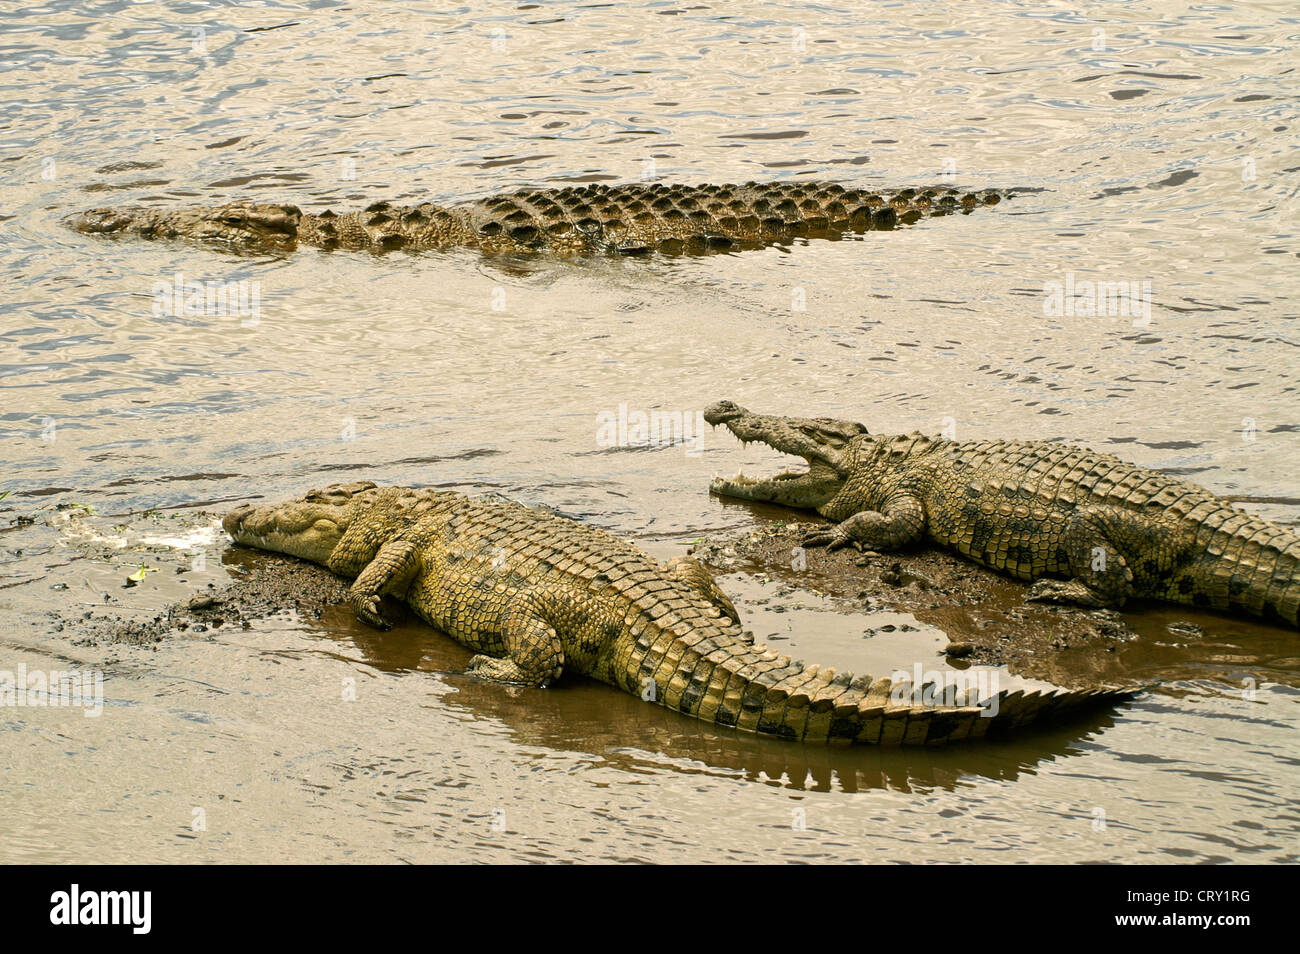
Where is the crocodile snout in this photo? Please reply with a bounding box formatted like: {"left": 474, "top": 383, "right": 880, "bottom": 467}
{"left": 704, "top": 400, "right": 747, "bottom": 426}
{"left": 222, "top": 504, "right": 254, "bottom": 536}
{"left": 65, "top": 209, "right": 130, "bottom": 234}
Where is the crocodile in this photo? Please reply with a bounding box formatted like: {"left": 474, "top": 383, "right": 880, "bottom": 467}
{"left": 704, "top": 401, "right": 1300, "bottom": 627}
{"left": 66, "top": 181, "right": 1004, "bottom": 256}
{"left": 221, "top": 481, "right": 1137, "bottom": 745}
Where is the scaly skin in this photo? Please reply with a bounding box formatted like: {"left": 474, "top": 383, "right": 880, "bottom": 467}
{"left": 67, "top": 181, "right": 1005, "bottom": 256}
{"left": 705, "top": 401, "right": 1300, "bottom": 627}
{"left": 221, "top": 481, "right": 1137, "bottom": 745}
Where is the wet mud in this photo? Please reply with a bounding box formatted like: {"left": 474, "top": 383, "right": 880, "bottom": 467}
{"left": 692, "top": 516, "right": 1300, "bottom": 691}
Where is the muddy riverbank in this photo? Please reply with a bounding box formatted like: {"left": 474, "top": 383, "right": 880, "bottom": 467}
{"left": 693, "top": 519, "right": 1300, "bottom": 692}
{"left": 35, "top": 502, "right": 1297, "bottom": 702}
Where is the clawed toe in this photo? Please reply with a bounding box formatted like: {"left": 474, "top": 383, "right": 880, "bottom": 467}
{"left": 464, "top": 655, "right": 543, "bottom": 687}
{"left": 802, "top": 529, "right": 840, "bottom": 550}
{"left": 1026, "top": 580, "right": 1064, "bottom": 603}
{"left": 1025, "top": 579, "right": 1110, "bottom": 608}
{"left": 803, "top": 528, "right": 856, "bottom": 552}
{"left": 354, "top": 596, "right": 393, "bottom": 630}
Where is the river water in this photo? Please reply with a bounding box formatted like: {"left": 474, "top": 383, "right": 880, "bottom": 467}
{"left": 2, "top": 0, "right": 1297, "bottom": 862}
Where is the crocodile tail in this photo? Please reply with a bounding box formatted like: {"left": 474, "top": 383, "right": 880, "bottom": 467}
{"left": 825, "top": 678, "right": 1142, "bottom": 746}
{"left": 634, "top": 629, "right": 1140, "bottom": 745}
{"left": 1166, "top": 517, "right": 1300, "bottom": 627}
{"left": 65, "top": 203, "right": 302, "bottom": 250}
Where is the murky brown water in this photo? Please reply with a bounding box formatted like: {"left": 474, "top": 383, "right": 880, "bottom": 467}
{"left": 2, "top": 1, "right": 1297, "bottom": 862}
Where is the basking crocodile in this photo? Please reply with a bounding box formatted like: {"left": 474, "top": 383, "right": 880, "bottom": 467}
{"left": 222, "top": 481, "right": 1136, "bottom": 745}
{"left": 66, "top": 181, "right": 1004, "bottom": 255}
{"left": 705, "top": 401, "right": 1300, "bottom": 627}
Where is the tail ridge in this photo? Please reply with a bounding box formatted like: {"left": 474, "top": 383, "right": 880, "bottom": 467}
{"left": 669, "top": 634, "right": 1143, "bottom": 746}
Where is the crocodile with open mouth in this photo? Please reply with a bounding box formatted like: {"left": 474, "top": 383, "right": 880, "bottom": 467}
{"left": 67, "top": 181, "right": 1004, "bottom": 255}
{"left": 705, "top": 401, "right": 1300, "bottom": 627}
{"left": 221, "top": 481, "right": 1137, "bottom": 745}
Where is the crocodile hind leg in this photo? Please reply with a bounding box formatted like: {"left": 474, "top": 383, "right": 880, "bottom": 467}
{"left": 664, "top": 555, "right": 740, "bottom": 624}
{"left": 801, "top": 494, "right": 926, "bottom": 552}
{"left": 466, "top": 603, "right": 564, "bottom": 687}
{"left": 1026, "top": 506, "right": 1141, "bottom": 608}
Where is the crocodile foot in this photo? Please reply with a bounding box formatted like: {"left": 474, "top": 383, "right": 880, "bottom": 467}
{"left": 1025, "top": 579, "right": 1110, "bottom": 608}
{"left": 466, "top": 654, "right": 550, "bottom": 687}
{"left": 801, "top": 525, "right": 862, "bottom": 552}
{"left": 351, "top": 593, "right": 393, "bottom": 630}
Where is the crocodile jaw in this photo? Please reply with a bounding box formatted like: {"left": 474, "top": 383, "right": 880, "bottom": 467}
{"left": 222, "top": 499, "right": 350, "bottom": 565}
{"left": 704, "top": 400, "right": 865, "bottom": 510}
{"left": 710, "top": 465, "right": 845, "bottom": 509}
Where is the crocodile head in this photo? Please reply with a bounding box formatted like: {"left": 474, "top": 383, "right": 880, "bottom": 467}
{"left": 222, "top": 481, "right": 462, "bottom": 571}
{"left": 705, "top": 400, "right": 867, "bottom": 511}
{"left": 221, "top": 481, "right": 380, "bottom": 565}
{"left": 66, "top": 203, "right": 302, "bottom": 250}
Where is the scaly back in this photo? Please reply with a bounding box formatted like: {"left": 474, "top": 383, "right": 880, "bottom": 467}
{"left": 935, "top": 437, "right": 1226, "bottom": 517}
{"left": 456, "top": 181, "right": 1003, "bottom": 253}
{"left": 441, "top": 497, "right": 741, "bottom": 633}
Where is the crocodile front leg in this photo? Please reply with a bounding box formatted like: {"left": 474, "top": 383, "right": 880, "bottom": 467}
{"left": 802, "top": 494, "right": 926, "bottom": 552}
{"left": 343, "top": 538, "right": 420, "bottom": 629}
{"left": 466, "top": 600, "right": 564, "bottom": 687}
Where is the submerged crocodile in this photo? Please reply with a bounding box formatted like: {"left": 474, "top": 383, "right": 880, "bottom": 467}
{"left": 67, "top": 181, "right": 1004, "bottom": 256}
{"left": 705, "top": 401, "right": 1300, "bottom": 627}
{"left": 222, "top": 481, "right": 1136, "bottom": 745}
